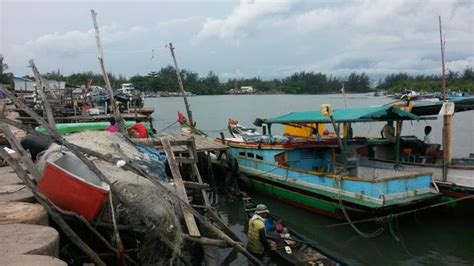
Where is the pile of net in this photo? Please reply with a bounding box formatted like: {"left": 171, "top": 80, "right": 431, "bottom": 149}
{"left": 37, "top": 131, "right": 184, "bottom": 265}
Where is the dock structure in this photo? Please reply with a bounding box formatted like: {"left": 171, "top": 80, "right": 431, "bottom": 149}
{"left": 0, "top": 86, "right": 260, "bottom": 265}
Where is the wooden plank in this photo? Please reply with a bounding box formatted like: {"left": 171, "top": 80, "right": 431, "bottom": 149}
{"left": 183, "top": 181, "right": 209, "bottom": 190}
{"left": 175, "top": 157, "right": 195, "bottom": 164}
{"left": 160, "top": 137, "right": 201, "bottom": 237}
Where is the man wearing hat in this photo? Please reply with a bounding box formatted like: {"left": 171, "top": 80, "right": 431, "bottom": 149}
{"left": 247, "top": 204, "right": 275, "bottom": 257}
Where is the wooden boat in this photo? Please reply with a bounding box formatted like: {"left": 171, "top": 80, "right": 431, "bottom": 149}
{"left": 38, "top": 152, "right": 110, "bottom": 221}
{"left": 221, "top": 106, "right": 440, "bottom": 218}
{"left": 243, "top": 196, "right": 344, "bottom": 265}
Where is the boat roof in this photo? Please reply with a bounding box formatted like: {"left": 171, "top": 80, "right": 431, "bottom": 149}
{"left": 265, "top": 106, "right": 432, "bottom": 124}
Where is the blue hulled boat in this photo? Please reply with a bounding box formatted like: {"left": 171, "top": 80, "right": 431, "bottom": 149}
{"left": 223, "top": 106, "right": 440, "bottom": 218}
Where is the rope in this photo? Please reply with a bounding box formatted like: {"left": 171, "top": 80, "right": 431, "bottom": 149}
{"left": 156, "top": 121, "right": 178, "bottom": 134}
{"left": 335, "top": 174, "right": 385, "bottom": 238}
{"left": 323, "top": 194, "right": 474, "bottom": 229}
{"left": 200, "top": 128, "right": 228, "bottom": 133}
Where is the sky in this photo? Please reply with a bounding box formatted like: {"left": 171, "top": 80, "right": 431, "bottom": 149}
{"left": 1, "top": 0, "right": 473, "bottom": 81}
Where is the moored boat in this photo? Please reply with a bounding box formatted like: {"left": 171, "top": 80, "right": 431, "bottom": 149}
{"left": 221, "top": 105, "right": 440, "bottom": 219}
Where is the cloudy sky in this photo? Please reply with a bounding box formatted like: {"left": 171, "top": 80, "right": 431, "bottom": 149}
{"left": 1, "top": 0, "right": 473, "bottom": 80}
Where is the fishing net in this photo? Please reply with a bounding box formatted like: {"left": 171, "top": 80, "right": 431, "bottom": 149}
{"left": 36, "top": 131, "right": 185, "bottom": 265}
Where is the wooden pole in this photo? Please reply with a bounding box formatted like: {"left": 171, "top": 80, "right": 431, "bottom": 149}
{"left": 28, "top": 60, "right": 58, "bottom": 100}
{"left": 29, "top": 60, "right": 56, "bottom": 128}
{"left": 90, "top": 10, "right": 126, "bottom": 133}
{"left": 395, "top": 120, "right": 402, "bottom": 166}
{"left": 439, "top": 16, "right": 451, "bottom": 180}
{"left": 341, "top": 83, "right": 347, "bottom": 108}
{"left": 167, "top": 43, "right": 194, "bottom": 128}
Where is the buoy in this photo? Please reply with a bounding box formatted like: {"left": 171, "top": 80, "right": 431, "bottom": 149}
{"left": 0, "top": 223, "right": 59, "bottom": 257}
{"left": 0, "top": 202, "right": 48, "bottom": 225}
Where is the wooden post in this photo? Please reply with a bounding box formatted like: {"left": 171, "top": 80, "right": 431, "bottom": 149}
{"left": 29, "top": 60, "right": 56, "bottom": 128}
{"left": 395, "top": 120, "right": 402, "bottom": 166}
{"left": 90, "top": 10, "right": 126, "bottom": 134}
{"left": 28, "top": 60, "right": 58, "bottom": 100}
{"left": 167, "top": 43, "right": 194, "bottom": 128}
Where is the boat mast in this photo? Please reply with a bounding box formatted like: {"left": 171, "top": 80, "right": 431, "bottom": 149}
{"left": 439, "top": 16, "right": 451, "bottom": 181}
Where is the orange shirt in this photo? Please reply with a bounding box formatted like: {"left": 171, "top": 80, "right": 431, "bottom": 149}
{"left": 130, "top": 122, "right": 148, "bottom": 138}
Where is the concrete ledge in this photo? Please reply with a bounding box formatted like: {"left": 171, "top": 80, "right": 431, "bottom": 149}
{"left": 0, "top": 184, "right": 35, "bottom": 203}
{"left": 0, "top": 223, "right": 59, "bottom": 257}
{"left": 0, "top": 202, "right": 48, "bottom": 225}
{"left": 0, "top": 254, "right": 67, "bottom": 266}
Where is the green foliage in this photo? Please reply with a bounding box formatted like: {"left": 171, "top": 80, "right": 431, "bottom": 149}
{"left": 378, "top": 67, "right": 474, "bottom": 93}
{"left": 0, "top": 55, "right": 13, "bottom": 86}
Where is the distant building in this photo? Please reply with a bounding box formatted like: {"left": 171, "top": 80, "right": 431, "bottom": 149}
{"left": 228, "top": 85, "right": 255, "bottom": 94}
{"left": 13, "top": 76, "right": 66, "bottom": 94}
{"left": 12, "top": 76, "right": 35, "bottom": 92}
{"left": 240, "top": 86, "right": 254, "bottom": 93}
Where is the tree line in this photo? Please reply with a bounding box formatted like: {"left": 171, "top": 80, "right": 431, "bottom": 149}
{"left": 2, "top": 55, "right": 472, "bottom": 95}
{"left": 129, "top": 66, "right": 370, "bottom": 95}
{"left": 377, "top": 67, "right": 474, "bottom": 93}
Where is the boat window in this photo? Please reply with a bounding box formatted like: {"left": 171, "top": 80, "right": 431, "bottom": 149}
{"left": 239, "top": 152, "right": 245, "bottom": 156}
{"left": 256, "top": 154, "right": 264, "bottom": 160}
{"left": 247, "top": 152, "right": 254, "bottom": 158}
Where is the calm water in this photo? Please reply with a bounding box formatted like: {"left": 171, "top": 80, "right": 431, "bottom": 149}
{"left": 146, "top": 94, "right": 474, "bottom": 265}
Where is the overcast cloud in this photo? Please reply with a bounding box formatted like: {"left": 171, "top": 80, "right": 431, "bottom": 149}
{"left": 1, "top": 0, "right": 473, "bottom": 80}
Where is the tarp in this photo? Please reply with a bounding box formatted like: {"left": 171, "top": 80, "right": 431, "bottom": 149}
{"left": 265, "top": 106, "right": 424, "bottom": 124}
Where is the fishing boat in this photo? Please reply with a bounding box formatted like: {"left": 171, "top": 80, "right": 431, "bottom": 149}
{"left": 38, "top": 152, "right": 110, "bottom": 221}
{"left": 221, "top": 105, "right": 440, "bottom": 218}
{"left": 243, "top": 196, "right": 344, "bottom": 265}
{"left": 364, "top": 98, "right": 474, "bottom": 198}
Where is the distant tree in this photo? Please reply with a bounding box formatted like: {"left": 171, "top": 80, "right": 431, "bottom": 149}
{"left": 0, "top": 55, "right": 13, "bottom": 86}
{"left": 345, "top": 72, "right": 370, "bottom": 92}
{"left": 462, "top": 67, "right": 474, "bottom": 81}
